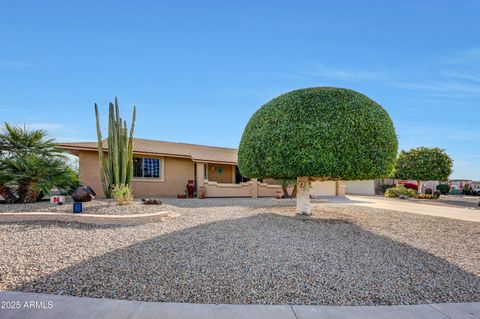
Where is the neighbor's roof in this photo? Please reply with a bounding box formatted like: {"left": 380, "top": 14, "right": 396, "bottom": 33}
{"left": 57, "top": 138, "right": 238, "bottom": 164}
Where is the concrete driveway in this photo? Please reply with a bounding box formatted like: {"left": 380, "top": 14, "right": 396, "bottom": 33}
{"left": 339, "top": 195, "right": 480, "bottom": 223}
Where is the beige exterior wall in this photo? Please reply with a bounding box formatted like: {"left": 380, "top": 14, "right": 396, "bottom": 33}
{"left": 203, "top": 179, "right": 282, "bottom": 198}
{"left": 345, "top": 180, "right": 376, "bottom": 196}
{"left": 204, "top": 180, "right": 253, "bottom": 197}
{"left": 310, "top": 181, "right": 337, "bottom": 196}
{"left": 78, "top": 151, "right": 194, "bottom": 197}
{"left": 78, "top": 151, "right": 104, "bottom": 196}
{"left": 206, "top": 163, "right": 234, "bottom": 183}
{"left": 264, "top": 178, "right": 345, "bottom": 196}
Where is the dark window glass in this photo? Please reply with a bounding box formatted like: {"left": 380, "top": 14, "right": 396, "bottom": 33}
{"left": 133, "top": 158, "right": 161, "bottom": 178}
{"left": 133, "top": 158, "right": 143, "bottom": 177}
{"left": 143, "top": 158, "right": 160, "bottom": 178}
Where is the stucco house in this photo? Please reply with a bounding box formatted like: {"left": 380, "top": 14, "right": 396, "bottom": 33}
{"left": 58, "top": 138, "right": 353, "bottom": 198}
{"left": 58, "top": 138, "right": 280, "bottom": 198}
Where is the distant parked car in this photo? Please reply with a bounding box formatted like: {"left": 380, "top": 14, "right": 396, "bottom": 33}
{"left": 474, "top": 188, "right": 480, "bottom": 195}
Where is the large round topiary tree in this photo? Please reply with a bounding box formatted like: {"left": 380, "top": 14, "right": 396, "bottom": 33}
{"left": 394, "top": 147, "right": 453, "bottom": 193}
{"left": 238, "top": 87, "right": 398, "bottom": 215}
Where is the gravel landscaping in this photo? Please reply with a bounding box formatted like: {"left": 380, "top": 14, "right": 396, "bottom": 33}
{"left": 1, "top": 199, "right": 479, "bottom": 305}
{"left": 0, "top": 199, "right": 168, "bottom": 215}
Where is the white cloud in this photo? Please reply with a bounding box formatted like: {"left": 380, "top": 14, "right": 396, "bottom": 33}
{"left": 0, "top": 60, "right": 34, "bottom": 68}
{"left": 464, "top": 48, "right": 480, "bottom": 60}
{"left": 390, "top": 80, "right": 480, "bottom": 95}
{"left": 441, "top": 70, "right": 480, "bottom": 83}
{"left": 305, "top": 64, "right": 382, "bottom": 81}
{"left": 24, "top": 123, "right": 67, "bottom": 131}
{"left": 397, "top": 125, "right": 479, "bottom": 143}
{"left": 9, "top": 123, "right": 80, "bottom": 136}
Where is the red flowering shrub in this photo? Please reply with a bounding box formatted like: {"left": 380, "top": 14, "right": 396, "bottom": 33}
{"left": 399, "top": 181, "right": 418, "bottom": 191}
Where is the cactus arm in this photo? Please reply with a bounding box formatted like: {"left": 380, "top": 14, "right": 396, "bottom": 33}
{"left": 95, "top": 103, "right": 111, "bottom": 197}
{"left": 119, "top": 120, "right": 127, "bottom": 184}
{"left": 126, "top": 106, "right": 136, "bottom": 185}
{"left": 110, "top": 102, "right": 120, "bottom": 185}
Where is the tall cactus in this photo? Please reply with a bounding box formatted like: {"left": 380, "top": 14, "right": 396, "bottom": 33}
{"left": 95, "top": 97, "right": 136, "bottom": 197}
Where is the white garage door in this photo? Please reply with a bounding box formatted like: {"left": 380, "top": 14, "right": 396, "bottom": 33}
{"left": 345, "top": 180, "right": 375, "bottom": 195}
{"left": 310, "top": 181, "right": 337, "bottom": 196}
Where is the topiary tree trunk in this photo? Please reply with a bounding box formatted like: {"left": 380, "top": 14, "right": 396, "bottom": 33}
{"left": 296, "top": 176, "right": 311, "bottom": 215}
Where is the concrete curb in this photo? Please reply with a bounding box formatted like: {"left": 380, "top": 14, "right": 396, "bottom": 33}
{"left": 1, "top": 291, "right": 478, "bottom": 319}
{"left": 0, "top": 211, "right": 180, "bottom": 225}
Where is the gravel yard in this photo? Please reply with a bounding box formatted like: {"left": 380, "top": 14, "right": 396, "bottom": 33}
{"left": 1, "top": 199, "right": 479, "bottom": 305}
{"left": 0, "top": 199, "right": 168, "bottom": 215}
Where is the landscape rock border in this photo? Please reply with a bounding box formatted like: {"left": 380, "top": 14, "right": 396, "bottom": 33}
{"left": 0, "top": 211, "right": 179, "bottom": 225}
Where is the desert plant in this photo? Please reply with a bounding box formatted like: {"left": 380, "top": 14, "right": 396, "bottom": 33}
{"left": 111, "top": 184, "right": 133, "bottom": 205}
{"left": 384, "top": 185, "right": 417, "bottom": 198}
{"left": 0, "top": 123, "right": 62, "bottom": 157}
{"left": 415, "top": 193, "right": 439, "bottom": 200}
{"left": 95, "top": 98, "right": 136, "bottom": 198}
{"left": 238, "top": 87, "right": 398, "bottom": 214}
{"left": 376, "top": 184, "right": 395, "bottom": 194}
{"left": 2, "top": 154, "right": 79, "bottom": 202}
{"left": 436, "top": 184, "right": 450, "bottom": 195}
{"left": 393, "top": 147, "right": 453, "bottom": 193}
{"left": 0, "top": 124, "right": 79, "bottom": 203}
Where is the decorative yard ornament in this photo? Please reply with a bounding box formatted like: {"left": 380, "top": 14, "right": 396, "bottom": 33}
{"left": 238, "top": 87, "right": 398, "bottom": 215}
{"left": 71, "top": 186, "right": 96, "bottom": 202}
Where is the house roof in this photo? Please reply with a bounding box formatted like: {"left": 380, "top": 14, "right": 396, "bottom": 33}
{"left": 57, "top": 138, "right": 238, "bottom": 164}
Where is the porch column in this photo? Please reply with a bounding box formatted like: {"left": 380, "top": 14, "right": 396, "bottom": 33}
{"left": 231, "top": 165, "right": 236, "bottom": 183}
{"left": 251, "top": 178, "right": 258, "bottom": 198}
{"left": 336, "top": 180, "right": 346, "bottom": 196}
{"left": 196, "top": 162, "right": 205, "bottom": 197}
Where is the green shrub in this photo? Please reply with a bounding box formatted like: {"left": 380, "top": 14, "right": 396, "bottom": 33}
{"left": 377, "top": 184, "right": 395, "bottom": 194}
{"left": 111, "top": 184, "right": 133, "bottom": 206}
{"left": 394, "top": 147, "right": 453, "bottom": 182}
{"left": 0, "top": 123, "right": 79, "bottom": 203}
{"left": 238, "top": 87, "right": 398, "bottom": 180}
{"left": 436, "top": 184, "right": 450, "bottom": 195}
{"left": 462, "top": 186, "right": 475, "bottom": 196}
{"left": 384, "top": 185, "right": 416, "bottom": 198}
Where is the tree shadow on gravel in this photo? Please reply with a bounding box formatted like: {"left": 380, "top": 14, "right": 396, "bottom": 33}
{"left": 13, "top": 213, "right": 480, "bottom": 306}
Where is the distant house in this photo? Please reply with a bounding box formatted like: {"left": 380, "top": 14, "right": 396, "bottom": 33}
{"left": 449, "top": 179, "right": 472, "bottom": 191}
{"left": 471, "top": 181, "right": 480, "bottom": 189}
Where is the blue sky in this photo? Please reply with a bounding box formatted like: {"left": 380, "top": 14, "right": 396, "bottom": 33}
{"left": 1, "top": 1, "right": 479, "bottom": 179}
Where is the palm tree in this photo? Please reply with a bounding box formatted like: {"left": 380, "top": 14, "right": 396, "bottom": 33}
{"left": 0, "top": 123, "right": 78, "bottom": 203}
{"left": 0, "top": 123, "right": 62, "bottom": 155}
